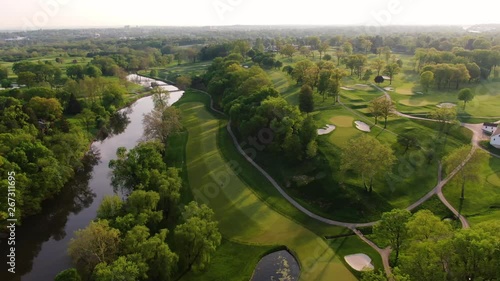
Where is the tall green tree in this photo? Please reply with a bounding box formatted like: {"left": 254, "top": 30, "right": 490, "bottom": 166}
{"left": 299, "top": 84, "right": 314, "bottom": 113}
{"left": 341, "top": 135, "right": 396, "bottom": 192}
{"left": 405, "top": 210, "right": 453, "bottom": 242}
{"left": 420, "top": 71, "right": 434, "bottom": 94}
{"left": 318, "top": 41, "right": 329, "bottom": 60}
{"left": 280, "top": 44, "right": 297, "bottom": 60}
{"left": 142, "top": 106, "right": 182, "bottom": 145}
{"left": 93, "top": 256, "right": 141, "bottom": 281}
{"left": 372, "top": 58, "right": 385, "bottom": 76}
{"left": 68, "top": 220, "right": 121, "bottom": 276}
{"left": 174, "top": 202, "right": 221, "bottom": 274}
{"left": 429, "top": 107, "right": 457, "bottom": 135}
{"left": 368, "top": 96, "right": 395, "bottom": 128}
{"left": 122, "top": 226, "right": 178, "bottom": 281}
{"left": 384, "top": 63, "right": 400, "bottom": 85}
{"left": 0, "top": 67, "right": 8, "bottom": 80}
{"left": 54, "top": 268, "right": 81, "bottom": 281}
{"left": 457, "top": 88, "right": 474, "bottom": 109}
{"left": 397, "top": 132, "right": 420, "bottom": 155}
{"left": 443, "top": 146, "right": 489, "bottom": 200}
{"left": 374, "top": 209, "right": 412, "bottom": 265}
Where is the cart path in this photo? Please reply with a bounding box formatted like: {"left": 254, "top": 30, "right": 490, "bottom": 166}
{"left": 193, "top": 88, "right": 483, "bottom": 280}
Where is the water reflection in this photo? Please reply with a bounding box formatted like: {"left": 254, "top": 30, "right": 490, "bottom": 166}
{"left": 0, "top": 148, "right": 99, "bottom": 281}
{"left": 251, "top": 250, "right": 300, "bottom": 281}
{"left": 96, "top": 110, "right": 132, "bottom": 141}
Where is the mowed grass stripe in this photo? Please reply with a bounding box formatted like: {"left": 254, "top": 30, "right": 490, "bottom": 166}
{"left": 179, "top": 100, "right": 357, "bottom": 281}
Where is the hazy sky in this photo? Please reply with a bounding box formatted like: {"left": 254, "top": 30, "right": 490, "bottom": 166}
{"left": 1, "top": 0, "right": 498, "bottom": 30}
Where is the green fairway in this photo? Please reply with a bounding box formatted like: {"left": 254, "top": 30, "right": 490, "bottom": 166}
{"left": 177, "top": 92, "right": 357, "bottom": 281}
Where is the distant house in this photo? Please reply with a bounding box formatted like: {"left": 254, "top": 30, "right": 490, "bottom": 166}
{"left": 490, "top": 127, "right": 500, "bottom": 149}
{"left": 483, "top": 123, "right": 498, "bottom": 134}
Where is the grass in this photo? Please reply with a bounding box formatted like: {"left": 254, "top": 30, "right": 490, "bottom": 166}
{"left": 175, "top": 90, "right": 357, "bottom": 281}
{"left": 385, "top": 73, "right": 500, "bottom": 122}
{"left": 180, "top": 239, "right": 276, "bottom": 281}
{"left": 247, "top": 100, "right": 471, "bottom": 222}
{"left": 442, "top": 156, "right": 500, "bottom": 226}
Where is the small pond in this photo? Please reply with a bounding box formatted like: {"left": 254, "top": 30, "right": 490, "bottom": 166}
{"left": 251, "top": 250, "right": 300, "bottom": 281}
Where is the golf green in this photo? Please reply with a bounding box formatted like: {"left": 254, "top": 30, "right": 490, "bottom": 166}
{"left": 179, "top": 98, "right": 357, "bottom": 281}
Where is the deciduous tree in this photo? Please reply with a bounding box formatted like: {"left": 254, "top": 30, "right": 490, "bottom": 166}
{"left": 341, "top": 135, "right": 396, "bottom": 192}
{"left": 368, "top": 96, "right": 395, "bottom": 128}
{"left": 299, "top": 85, "right": 314, "bottom": 113}
{"left": 420, "top": 71, "right": 434, "bottom": 94}
{"left": 457, "top": 88, "right": 474, "bottom": 109}
{"left": 174, "top": 202, "right": 221, "bottom": 273}
{"left": 68, "top": 220, "right": 121, "bottom": 275}
{"left": 384, "top": 63, "right": 400, "bottom": 85}
{"left": 443, "top": 146, "right": 488, "bottom": 200}
{"left": 374, "top": 209, "right": 411, "bottom": 265}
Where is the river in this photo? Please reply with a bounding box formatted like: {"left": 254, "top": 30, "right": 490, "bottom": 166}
{"left": 0, "top": 75, "right": 183, "bottom": 281}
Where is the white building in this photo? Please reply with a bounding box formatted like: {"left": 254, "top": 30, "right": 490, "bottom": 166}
{"left": 491, "top": 127, "right": 500, "bottom": 149}
{"left": 483, "top": 122, "right": 498, "bottom": 134}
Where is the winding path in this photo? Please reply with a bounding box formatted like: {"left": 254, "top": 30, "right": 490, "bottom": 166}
{"left": 193, "top": 86, "right": 490, "bottom": 280}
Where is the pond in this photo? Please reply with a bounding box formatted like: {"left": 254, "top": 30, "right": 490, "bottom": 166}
{"left": 0, "top": 76, "right": 183, "bottom": 281}
{"left": 251, "top": 250, "right": 300, "bottom": 281}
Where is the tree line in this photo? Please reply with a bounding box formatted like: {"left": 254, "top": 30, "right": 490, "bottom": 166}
{"left": 204, "top": 55, "right": 318, "bottom": 162}
{"left": 54, "top": 87, "right": 222, "bottom": 281}
{"left": 362, "top": 208, "right": 500, "bottom": 281}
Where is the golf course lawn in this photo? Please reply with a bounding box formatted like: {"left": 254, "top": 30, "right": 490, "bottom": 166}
{"left": 178, "top": 93, "right": 357, "bottom": 281}
{"left": 443, "top": 156, "right": 500, "bottom": 225}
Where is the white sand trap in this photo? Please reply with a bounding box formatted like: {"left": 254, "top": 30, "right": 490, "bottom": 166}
{"left": 317, "top": 124, "right": 336, "bottom": 135}
{"left": 414, "top": 91, "right": 424, "bottom": 95}
{"left": 436, "top": 103, "right": 456, "bottom": 108}
{"left": 341, "top": 86, "right": 354, "bottom": 91}
{"left": 384, "top": 87, "right": 394, "bottom": 91}
{"left": 344, "top": 254, "right": 374, "bottom": 271}
{"left": 355, "top": 121, "right": 371, "bottom": 132}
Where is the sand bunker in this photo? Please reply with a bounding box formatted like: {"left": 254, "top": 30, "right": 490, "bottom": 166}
{"left": 317, "top": 125, "right": 336, "bottom": 135}
{"left": 384, "top": 87, "right": 394, "bottom": 91}
{"left": 340, "top": 86, "right": 354, "bottom": 91}
{"left": 355, "top": 121, "right": 371, "bottom": 132}
{"left": 436, "top": 103, "right": 456, "bottom": 108}
{"left": 344, "top": 253, "right": 374, "bottom": 271}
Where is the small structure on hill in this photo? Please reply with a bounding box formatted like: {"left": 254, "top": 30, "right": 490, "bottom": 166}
{"left": 483, "top": 122, "right": 498, "bottom": 134}
{"left": 491, "top": 127, "right": 500, "bottom": 149}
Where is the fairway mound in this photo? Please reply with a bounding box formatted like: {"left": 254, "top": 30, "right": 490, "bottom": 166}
{"left": 355, "top": 121, "right": 371, "bottom": 132}
{"left": 318, "top": 124, "right": 336, "bottom": 135}
{"left": 344, "top": 254, "right": 374, "bottom": 271}
{"left": 341, "top": 86, "right": 354, "bottom": 91}
{"left": 436, "top": 103, "right": 456, "bottom": 108}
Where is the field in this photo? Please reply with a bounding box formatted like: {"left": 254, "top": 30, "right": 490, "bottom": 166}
{"left": 443, "top": 156, "right": 500, "bottom": 225}
{"left": 175, "top": 91, "right": 359, "bottom": 281}
{"left": 250, "top": 68, "right": 473, "bottom": 222}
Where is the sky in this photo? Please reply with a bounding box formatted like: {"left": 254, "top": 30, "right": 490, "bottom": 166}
{"left": 0, "top": 0, "right": 499, "bottom": 30}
